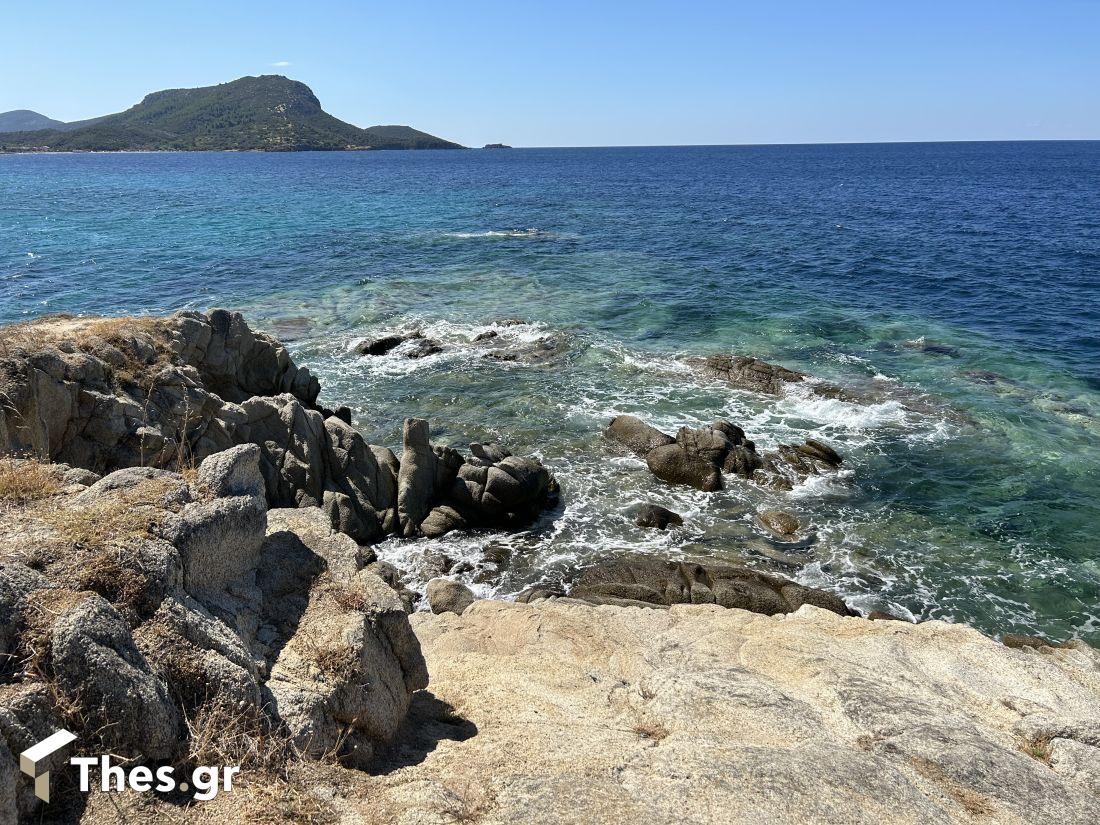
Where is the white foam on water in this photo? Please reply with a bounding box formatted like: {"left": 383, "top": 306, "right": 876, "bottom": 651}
{"left": 444, "top": 228, "right": 551, "bottom": 239}
{"left": 775, "top": 382, "right": 911, "bottom": 431}
{"left": 342, "top": 317, "right": 568, "bottom": 378}
{"left": 789, "top": 469, "right": 855, "bottom": 500}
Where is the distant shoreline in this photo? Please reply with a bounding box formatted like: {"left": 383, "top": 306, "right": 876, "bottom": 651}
{"left": 2, "top": 138, "right": 1097, "bottom": 156}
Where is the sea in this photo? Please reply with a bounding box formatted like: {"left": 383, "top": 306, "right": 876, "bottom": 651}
{"left": 2, "top": 142, "right": 1098, "bottom": 642}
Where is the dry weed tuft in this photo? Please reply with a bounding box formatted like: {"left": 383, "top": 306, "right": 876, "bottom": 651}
{"left": 0, "top": 458, "right": 64, "bottom": 504}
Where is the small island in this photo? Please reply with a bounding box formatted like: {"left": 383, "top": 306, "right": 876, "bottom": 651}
{"left": 483, "top": 142, "right": 512, "bottom": 149}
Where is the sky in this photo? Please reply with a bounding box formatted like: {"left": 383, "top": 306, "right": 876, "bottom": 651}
{"left": 2, "top": 0, "right": 1099, "bottom": 147}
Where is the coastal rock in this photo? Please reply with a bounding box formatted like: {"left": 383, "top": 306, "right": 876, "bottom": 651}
{"left": 426, "top": 578, "right": 477, "bottom": 615}
{"left": 485, "top": 335, "right": 567, "bottom": 364}
{"left": 604, "top": 414, "right": 676, "bottom": 457}
{"left": 50, "top": 594, "right": 182, "bottom": 760}
{"left": 694, "top": 354, "right": 807, "bottom": 395}
{"left": 404, "top": 338, "right": 443, "bottom": 359}
{"left": 569, "top": 557, "right": 855, "bottom": 617}
{"left": 634, "top": 503, "right": 684, "bottom": 530}
{"left": 0, "top": 451, "right": 428, "bottom": 817}
{"left": 265, "top": 566, "right": 428, "bottom": 768}
{"left": 758, "top": 509, "right": 801, "bottom": 536}
{"left": 0, "top": 311, "right": 557, "bottom": 543}
{"left": 354, "top": 334, "right": 407, "bottom": 356}
{"left": 0, "top": 563, "right": 46, "bottom": 666}
{"left": 692, "top": 353, "right": 863, "bottom": 402}
{"left": 357, "top": 599, "right": 1100, "bottom": 824}
{"left": 603, "top": 413, "right": 837, "bottom": 494}
{"left": 646, "top": 444, "right": 722, "bottom": 491}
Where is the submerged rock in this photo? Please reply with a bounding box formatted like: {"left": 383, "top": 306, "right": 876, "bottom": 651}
{"left": 691, "top": 353, "right": 864, "bottom": 402}
{"left": 694, "top": 354, "right": 807, "bottom": 395}
{"left": 904, "top": 338, "right": 960, "bottom": 357}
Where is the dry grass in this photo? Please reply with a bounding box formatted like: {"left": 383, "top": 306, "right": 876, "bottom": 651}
{"left": 0, "top": 457, "right": 64, "bottom": 504}
{"left": 179, "top": 703, "right": 340, "bottom": 823}
{"left": 186, "top": 701, "right": 300, "bottom": 775}
{"left": 438, "top": 781, "right": 497, "bottom": 824}
{"left": 42, "top": 475, "right": 183, "bottom": 551}
{"left": 1019, "top": 738, "right": 1053, "bottom": 765}
{"left": 84, "top": 315, "right": 162, "bottom": 343}
{"left": 317, "top": 576, "right": 369, "bottom": 613}
{"left": 909, "top": 756, "right": 996, "bottom": 816}
{"left": 0, "top": 314, "right": 172, "bottom": 389}
{"left": 632, "top": 720, "right": 670, "bottom": 743}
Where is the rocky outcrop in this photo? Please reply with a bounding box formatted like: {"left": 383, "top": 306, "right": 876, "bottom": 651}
{"left": 0, "top": 311, "right": 556, "bottom": 542}
{"left": 604, "top": 415, "right": 676, "bottom": 457}
{"left": 0, "top": 450, "right": 427, "bottom": 819}
{"left": 393, "top": 419, "right": 558, "bottom": 539}
{"left": 692, "top": 353, "right": 864, "bottom": 402}
{"left": 352, "top": 598, "right": 1100, "bottom": 824}
{"left": 567, "top": 556, "right": 855, "bottom": 616}
{"left": 606, "top": 415, "right": 842, "bottom": 492}
{"left": 693, "top": 354, "right": 807, "bottom": 395}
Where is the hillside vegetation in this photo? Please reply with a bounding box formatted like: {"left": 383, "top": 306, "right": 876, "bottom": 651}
{"left": 0, "top": 75, "right": 461, "bottom": 152}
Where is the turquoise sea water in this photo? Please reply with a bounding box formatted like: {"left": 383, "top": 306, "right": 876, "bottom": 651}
{"left": 2, "top": 143, "right": 1098, "bottom": 642}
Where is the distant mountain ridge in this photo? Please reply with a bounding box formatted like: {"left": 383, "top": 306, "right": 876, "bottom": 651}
{"left": 0, "top": 76, "right": 462, "bottom": 152}
{"left": 0, "top": 110, "right": 65, "bottom": 132}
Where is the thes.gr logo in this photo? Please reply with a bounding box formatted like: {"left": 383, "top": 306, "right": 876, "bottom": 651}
{"left": 19, "top": 729, "right": 77, "bottom": 803}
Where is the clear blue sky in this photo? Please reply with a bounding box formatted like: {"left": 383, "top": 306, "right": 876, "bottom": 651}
{"left": 3, "top": 0, "right": 1098, "bottom": 147}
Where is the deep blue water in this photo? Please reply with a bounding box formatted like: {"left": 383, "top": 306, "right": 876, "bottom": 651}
{"left": 2, "top": 142, "right": 1099, "bottom": 641}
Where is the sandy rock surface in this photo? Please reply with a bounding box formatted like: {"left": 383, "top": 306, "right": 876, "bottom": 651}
{"left": 352, "top": 598, "right": 1100, "bottom": 825}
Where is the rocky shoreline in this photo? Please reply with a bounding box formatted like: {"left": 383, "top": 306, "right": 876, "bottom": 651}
{"left": 2, "top": 310, "right": 1098, "bottom": 823}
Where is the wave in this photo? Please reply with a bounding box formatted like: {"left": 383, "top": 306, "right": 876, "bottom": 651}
{"left": 443, "top": 228, "right": 551, "bottom": 239}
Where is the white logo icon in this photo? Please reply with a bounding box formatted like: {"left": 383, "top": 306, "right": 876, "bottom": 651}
{"left": 20, "top": 729, "right": 78, "bottom": 803}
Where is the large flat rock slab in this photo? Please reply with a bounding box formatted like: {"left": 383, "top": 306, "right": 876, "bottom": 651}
{"left": 354, "top": 599, "right": 1100, "bottom": 824}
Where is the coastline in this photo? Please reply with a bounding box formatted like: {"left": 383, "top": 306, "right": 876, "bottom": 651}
{"left": 1, "top": 309, "right": 1098, "bottom": 822}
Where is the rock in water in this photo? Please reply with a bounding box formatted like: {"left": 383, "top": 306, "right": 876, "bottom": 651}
{"left": 608, "top": 411, "right": 842, "bottom": 494}
{"left": 646, "top": 443, "right": 722, "bottom": 491}
{"left": 757, "top": 509, "right": 801, "bottom": 536}
{"left": 694, "top": 354, "right": 807, "bottom": 395}
{"left": 634, "top": 503, "right": 684, "bottom": 529}
{"left": 355, "top": 334, "right": 406, "bottom": 356}
{"left": 426, "top": 578, "right": 477, "bottom": 615}
{"left": 604, "top": 414, "right": 676, "bottom": 457}
{"left": 404, "top": 338, "right": 443, "bottom": 359}
{"left": 799, "top": 438, "right": 843, "bottom": 466}
{"left": 568, "top": 556, "right": 854, "bottom": 616}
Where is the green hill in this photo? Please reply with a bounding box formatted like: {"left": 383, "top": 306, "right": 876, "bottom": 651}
{"left": 0, "top": 110, "right": 65, "bottom": 132}
{"left": 0, "top": 76, "right": 462, "bottom": 152}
